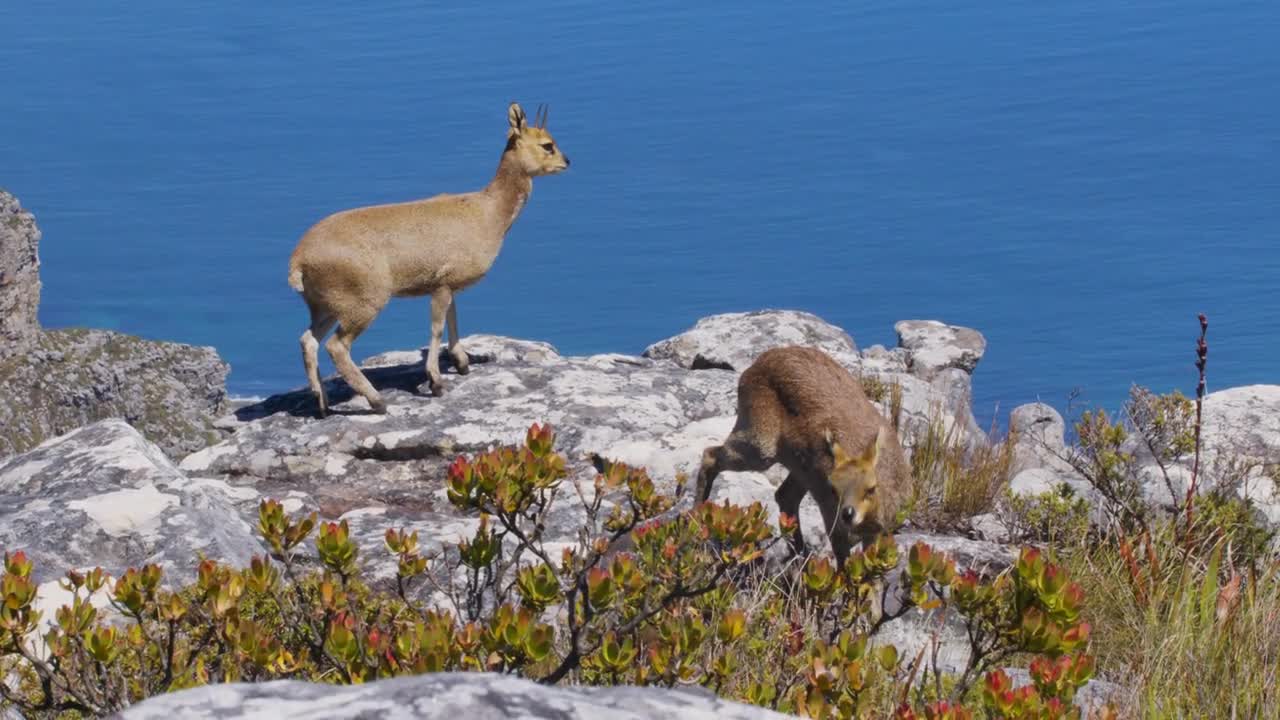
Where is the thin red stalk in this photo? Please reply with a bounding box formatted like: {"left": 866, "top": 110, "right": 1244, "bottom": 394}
{"left": 1185, "top": 313, "right": 1208, "bottom": 528}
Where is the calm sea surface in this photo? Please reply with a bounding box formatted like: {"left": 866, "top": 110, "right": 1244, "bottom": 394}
{"left": 3, "top": 1, "right": 1277, "bottom": 428}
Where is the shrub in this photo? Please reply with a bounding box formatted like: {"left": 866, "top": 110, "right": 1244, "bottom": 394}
{"left": 997, "top": 484, "right": 1092, "bottom": 546}
{"left": 0, "top": 423, "right": 1109, "bottom": 719}
{"left": 907, "top": 410, "right": 1017, "bottom": 530}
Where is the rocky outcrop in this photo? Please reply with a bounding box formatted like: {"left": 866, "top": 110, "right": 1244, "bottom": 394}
{"left": 0, "top": 190, "right": 230, "bottom": 460}
{"left": 1008, "top": 402, "right": 1070, "bottom": 474}
{"left": 0, "top": 190, "right": 41, "bottom": 355}
{"left": 170, "top": 312, "right": 996, "bottom": 582}
{"left": 1192, "top": 385, "right": 1280, "bottom": 524}
{"left": 643, "top": 309, "right": 860, "bottom": 371}
{"left": 642, "top": 310, "right": 988, "bottom": 450}
{"left": 0, "top": 327, "right": 230, "bottom": 460}
{"left": 114, "top": 672, "right": 796, "bottom": 720}
{"left": 894, "top": 320, "right": 987, "bottom": 381}
{"left": 0, "top": 309, "right": 1008, "bottom": 588}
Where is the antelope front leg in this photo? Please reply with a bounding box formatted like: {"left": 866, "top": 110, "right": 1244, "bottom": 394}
{"left": 424, "top": 288, "right": 451, "bottom": 396}
{"left": 446, "top": 299, "right": 470, "bottom": 375}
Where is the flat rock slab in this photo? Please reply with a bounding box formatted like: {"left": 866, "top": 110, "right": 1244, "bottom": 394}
{"left": 189, "top": 350, "right": 739, "bottom": 521}
{"left": 0, "top": 419, "right": 263, "bottom": 586}
{"left": 114, "top": 671, "right": 796, "bottom": 720}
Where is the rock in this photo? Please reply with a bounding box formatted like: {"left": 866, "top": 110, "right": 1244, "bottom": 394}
{"left": 115, "top": 671, "right": 794, "bottom": 720}
{"left": 1107, "top": 385, "right": 1280, "bottom": 527}
{"left": 0, "top": 328, "right": 231, "bottom": 460}
{"left": 1008, "top": 468, "right": 1090, "bottom": 500}
{"left": 643, "top": 309, "right": 859, "bottom": 371}
{"left": 1008, "top": 402, "right": 1071, "bottom": 474}
{"left": 362, "top": 335, "right": 562, "bottom": 370}
{"left": 857, "top": 344, "right": 910, "bottom": 375}
{"left": 879, "top": 371, "right": 986, "bottom": 455}
{"left": 874, "top": 607, "right": 973, "bottom": 676}
{"left": 181, "top": 315, "right": 996, "bottom": 586}
{"left": 894, "top": 320, "right": 987, "bottom": 380}
{"left": 0, "top": 420, "right": 263, "bottom": 586}
{"left": 643, "top": 311, "right": 988, "bottom": 452}
{"left": 0, "top": 192, "right": 231, "bottom": 461}
{"left": 968, "top": 512, "right": 1010, "bottom": 543}
{"left": 184, "top": 350, "right": 740, "bottom": 583}
{"left": 1198, "top": 385, "right": 1280, "bottom": 525}
{"left": 0, "top": 189, "right": 42, "bottom": 355}
{"left": 1001, "top": 668, "right": 1125, "bottom": 713}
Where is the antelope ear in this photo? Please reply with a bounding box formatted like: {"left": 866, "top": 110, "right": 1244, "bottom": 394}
{"left": 825, "top": 429, "right": 854, "bottom": 468}
{"left": 858, "top": 426, "right": 889, "bottom": 466}
{"left": 508, "top": 103, "right": 526, "bottom": 135}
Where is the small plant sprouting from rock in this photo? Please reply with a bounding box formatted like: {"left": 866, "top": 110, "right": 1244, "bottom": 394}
{"left": 0, "top": 424, "right": 1111, "bottom": 719}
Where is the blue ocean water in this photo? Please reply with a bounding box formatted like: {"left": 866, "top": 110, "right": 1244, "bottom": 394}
{"left": 2, "top": 1, "right": 1277, "bottom": 428}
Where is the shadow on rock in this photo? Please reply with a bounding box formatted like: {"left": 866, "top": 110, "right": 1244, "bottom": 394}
{"left": 234, "top": 352, "right": 476, "bottom": 422}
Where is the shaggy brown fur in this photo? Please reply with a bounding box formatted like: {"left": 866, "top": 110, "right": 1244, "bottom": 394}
{"left": 694, "top": 346, "right": 910, "bottom": 564}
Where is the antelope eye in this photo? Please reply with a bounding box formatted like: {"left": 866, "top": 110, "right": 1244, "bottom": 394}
{"left": 541, "top": 142, "right": 555, "bottom": 153}
{"left": 865, "top": 487, "right": 876, "bottom": 496}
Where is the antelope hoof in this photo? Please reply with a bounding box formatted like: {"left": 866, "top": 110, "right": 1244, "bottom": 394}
{"left": 422, "top": 375, "right": 446, "bottom": 397}
{"left": 449, "top": 349, "right": 471, "bottom": 375}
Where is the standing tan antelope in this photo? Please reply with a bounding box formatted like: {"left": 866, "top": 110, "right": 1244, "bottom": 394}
{"left": 693, "top": 346, "right": 910, "bottom": 565}
{"left": 287, "top": 102, "right": 569, "bottom": 415}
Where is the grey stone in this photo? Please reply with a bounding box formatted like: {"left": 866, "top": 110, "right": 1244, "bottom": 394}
{"left": 1001, "top": 668, "right": 1126, "bottom": 713}
{"left": 1008, "top": 402, "right": 1071, "bottom": 474}
{"left": 1113, "top": 385, "right": 1280, "bottom": 528}
{"left": 0, "top": 190, "right": 41, "bottom": 356}
{"left": 857, "top": 344, "right": 910, "bottom": 375}
{"left": 0, "top": 420, "right": 264, "bottom": 587}
{"left": 968, "top": 512, "right": 1010, "bottom": 544}
{"left": 894, "top": 320, "right": 987, "bottom": 380}
{"left": 113, "top": 671, "right": 795, "bottom": 720}
{"left": 180, "top": 319, "right": 997, "bottom": 587}
{"left": 0, "top": 328, "right": 231, "bottom": 460}
{"left": 183, "top": 350, "right": 741, "bottom": 574}
{"left": 362, "top": 335, "right": 562, "bottom": 370}
{"left": 1008, "top": 468, "right": 1091, "bottom": 500}
{"left": 642, "top": 311, "right": 987, "bottom": 451}
{"left": 643, "top": 309, "right": 859, "bottom": 371}
{"left": 1198, "top": 385, "right": 1280, "bottom": 525}
{"left": 873, "top": 607, "right": 973, "bottom": 677}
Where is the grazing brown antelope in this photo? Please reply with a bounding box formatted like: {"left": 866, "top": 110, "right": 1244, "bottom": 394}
{"left": 287, "top": 102, "right": 569, "bottom": 415}
{"left": 693, "top": 346, "right": 910, "bottom": 565}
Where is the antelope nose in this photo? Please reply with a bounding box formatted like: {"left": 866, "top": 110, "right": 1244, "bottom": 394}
{"left": 840, "top": 507, "right": 856, "bottom": 525}
{"left": 564, "top": 155, "right": 571, "bottom": 167}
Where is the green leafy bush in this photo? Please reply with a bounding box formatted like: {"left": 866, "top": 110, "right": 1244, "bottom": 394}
{"left": 997, "top": 483, "right": 1092, "bottom": 546}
